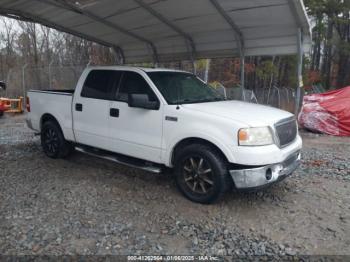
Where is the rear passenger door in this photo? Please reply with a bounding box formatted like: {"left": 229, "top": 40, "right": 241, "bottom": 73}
{"left": 109, "top": 71, "right": 163, "bottom": 163}
{"left": 73, "top": 69, "right": 121, "bottom": 150}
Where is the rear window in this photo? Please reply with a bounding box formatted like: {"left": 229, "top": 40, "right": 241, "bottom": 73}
{"left": 81, "top": 70, "right": 121, "bottom": 100}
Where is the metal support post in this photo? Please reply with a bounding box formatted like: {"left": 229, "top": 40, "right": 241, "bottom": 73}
{"left": 240, "top": 53, "right": 245, "bottom": 101}
{"left": 5, "top": 68, "right": 12, "bottom": 97}
{"left": 113, "top": 46, "right": 125, "bottom": 65}
{"left": 204, "top": 59, "right": 211, "bottom": 83}
{"left": 192, "top": 60, "right": 197, "bottom": 75}
{"left": 86, "top": 59, "right": 92, "bottom": 67}
{"left": 48, "top": 60, "right": 54, "bottom": 90}
{"left": 295, "top": 28, "right": 304, "bottom": 116}
{"left": 22, "top": 64, "right": 28, "bottom": 105}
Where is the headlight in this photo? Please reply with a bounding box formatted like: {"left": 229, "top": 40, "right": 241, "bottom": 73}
{"left": 238, "top": 127, "right": 274, "bottom": 146}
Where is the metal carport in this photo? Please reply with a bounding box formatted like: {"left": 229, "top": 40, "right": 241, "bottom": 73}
{"left": 0, "top": 0, "right": 311, "bottom": 113}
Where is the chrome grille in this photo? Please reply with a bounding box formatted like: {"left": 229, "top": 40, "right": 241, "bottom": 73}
{"left": 275, "top": 117, "right": 297, "bottom": 147}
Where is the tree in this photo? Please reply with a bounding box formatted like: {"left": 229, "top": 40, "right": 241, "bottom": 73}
{"left": 305, "top": 0, "right": 350, "bottom": 89}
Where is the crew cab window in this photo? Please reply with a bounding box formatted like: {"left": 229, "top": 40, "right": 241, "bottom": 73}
{"left": 81, "top": 70, "right": 121, "bottom": 100}
{"left": 116, "top": 72, "right": 158, "bottom": 102}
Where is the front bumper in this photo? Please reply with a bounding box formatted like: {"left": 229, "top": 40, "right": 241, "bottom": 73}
{"left": 229, "top": 151, "right": 301, "bottom": 190}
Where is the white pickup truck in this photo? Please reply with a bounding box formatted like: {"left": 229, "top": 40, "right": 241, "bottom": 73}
{"left": 26, "top": 66, "right": 301, "bottom": 204}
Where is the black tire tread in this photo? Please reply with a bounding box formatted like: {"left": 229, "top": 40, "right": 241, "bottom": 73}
{"left": 174, "top": 143, "right": 232, "bottom": 204}
{"left": 41, "top": 121, "right": 73, "bottom": 159}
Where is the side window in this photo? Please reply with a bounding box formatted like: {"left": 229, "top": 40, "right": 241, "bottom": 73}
{"left": 81, "top": 70, "right": 121, "bottom": 100}
{"left": 116, "top": 72, "right": 158, "bottom": 102}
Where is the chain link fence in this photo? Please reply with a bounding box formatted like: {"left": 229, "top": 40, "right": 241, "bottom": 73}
{"left": 1, "top": 62, "right": 297, "bottom": 113}
{"left": 1, "top": 65, "right": 85, "bottom": 100}
{"left": 209, "top": 84, "right": 296, "bottom": 113}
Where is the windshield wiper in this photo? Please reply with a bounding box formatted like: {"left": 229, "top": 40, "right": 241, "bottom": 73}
{"left": 176, "top": 97, "right": 224, "bottom": 104}
{"left": 197, "top": 97, "right": 225, "bottom": 103}
{"left": 176, "top": 99, "right": 197, "bottom": 104}
{"left": 212, "top": 97, "right": 226, "bottom": 101}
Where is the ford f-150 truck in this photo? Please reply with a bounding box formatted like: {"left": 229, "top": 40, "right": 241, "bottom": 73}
{"left": 26, "top": 66, "right": 301, "bottom": 204}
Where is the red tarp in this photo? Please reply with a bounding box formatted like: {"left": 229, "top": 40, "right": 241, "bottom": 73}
{"left": 0, "top": 101, "right": 6, "bottom": 115}
{"left": 298, "top": 86, "right": 350, "bottom": 136}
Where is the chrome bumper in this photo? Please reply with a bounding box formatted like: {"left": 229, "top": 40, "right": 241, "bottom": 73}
{"left": 230, "top": 152, "right": 301, "bottom": 189}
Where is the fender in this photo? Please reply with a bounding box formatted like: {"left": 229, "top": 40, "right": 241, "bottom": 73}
{"left": 40, "top": 112, "right": 74, "bottom": 141}
{"left": 163, "top": 131, "right": 236, "bottom": 167}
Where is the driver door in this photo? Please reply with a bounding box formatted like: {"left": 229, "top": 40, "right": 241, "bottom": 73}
{"left": 108, "top": 71, "right": 163, "bottom": 163}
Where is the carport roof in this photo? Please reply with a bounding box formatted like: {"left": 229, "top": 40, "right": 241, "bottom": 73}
{"left": 0, "top": 0, "right": 312, "bottom": 63}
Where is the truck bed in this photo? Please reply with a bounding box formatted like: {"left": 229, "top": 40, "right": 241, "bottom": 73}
{"left": 27, "top": 89, "right": 75, "bottom": 141}
{"left": 29, "top": 89, "right": 74, "bottom": 95}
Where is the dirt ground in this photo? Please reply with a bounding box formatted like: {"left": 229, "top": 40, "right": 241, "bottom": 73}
{"left": 0, "top": 114, "right": 349, "bottom": 256}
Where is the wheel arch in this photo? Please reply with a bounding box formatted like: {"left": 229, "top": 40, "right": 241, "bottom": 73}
{"left": 41, "top": 113, "right": 59, "bottom": 128}
{"left": 40, "top": 113, "right": 66, "bottom": 138}
{"left": 170, "top": 137, "right": 231, "bottom": 167}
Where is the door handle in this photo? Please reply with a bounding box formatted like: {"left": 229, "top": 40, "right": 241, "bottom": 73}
{"left": 110, "top": 108, "right": 119, "bottom": 117}
{"left": 75, "top": 103, "right": 83, "bottom": 111}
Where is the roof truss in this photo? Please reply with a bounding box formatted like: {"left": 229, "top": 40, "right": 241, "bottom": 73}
{"left": 0, "top": 0, "right": 312, "bottom": 63}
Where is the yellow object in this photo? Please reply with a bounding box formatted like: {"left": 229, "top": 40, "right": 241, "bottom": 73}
{"left": 0, "top": 97, "right": 24, "bottom": 113}
{"left": 238, "top": 129, "right": 249, "bottom": 142}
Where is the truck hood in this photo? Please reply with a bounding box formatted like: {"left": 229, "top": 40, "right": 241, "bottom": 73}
{"left": 182, "top": 100, "right": 293, "bottom": 126}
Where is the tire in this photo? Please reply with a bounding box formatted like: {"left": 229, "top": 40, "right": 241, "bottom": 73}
{"left": 0, "top": 110, "right": 3, "bottom": 117}
{"left": 174, "top": 144, "right": 232, "bottom": 204}
{"left": 41, "top": 121, "right": 73, "bottom": 159}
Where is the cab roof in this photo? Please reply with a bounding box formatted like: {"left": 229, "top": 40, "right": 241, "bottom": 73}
{"left": 87, "top": 65, "right": 190, "bottom": 74}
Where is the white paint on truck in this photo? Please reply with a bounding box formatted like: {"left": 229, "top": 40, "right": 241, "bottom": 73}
{"left": 26, "top": 66, "right": 302, "bottom": 203}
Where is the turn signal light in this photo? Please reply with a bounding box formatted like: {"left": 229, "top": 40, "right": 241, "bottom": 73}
{"left": 238, "top": 129, "right": 249, "bottom": 141}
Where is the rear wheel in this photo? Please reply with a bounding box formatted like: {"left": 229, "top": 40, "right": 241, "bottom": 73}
{"left": 174, "top": 144, "right": 231, "bottom": 204}
{"left": 41, "top": 121, "right": 72, "bottom": 158}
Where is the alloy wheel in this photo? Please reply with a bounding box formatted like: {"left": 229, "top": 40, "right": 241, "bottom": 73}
{"left": 44, "top": 128, "right": 59, "bottom": 154}
{"left": 182, "top": 156, "right": 214, "bottom": 194}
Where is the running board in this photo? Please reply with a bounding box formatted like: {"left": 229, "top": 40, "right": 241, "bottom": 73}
{"left": 75, "top": 146, "right": 162, "bottom": 174}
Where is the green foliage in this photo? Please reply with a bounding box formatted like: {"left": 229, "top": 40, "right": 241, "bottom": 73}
{"left": 304, "top": 0, "right": 350, "bottom": 88}
{"left": 338, "top": 41, "right": 350, "bottom": 56}
{"left": 255, "top": 60, "right": 278, "bottom": 80}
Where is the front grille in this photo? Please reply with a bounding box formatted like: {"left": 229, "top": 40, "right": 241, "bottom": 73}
{"left": 275, "top": 117, "right": 297, "bottom": 147}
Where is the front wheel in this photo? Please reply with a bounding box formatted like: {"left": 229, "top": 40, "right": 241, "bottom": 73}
{"left": 41, "top": 121, "right": 73, "bottom": 159}
{"left": 174, "top": 144, "right": 231, "bottom": 204}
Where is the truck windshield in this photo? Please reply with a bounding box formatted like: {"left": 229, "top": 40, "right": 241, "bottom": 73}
{"left": 147, "top": 72, "right": 225, "bottom": 105}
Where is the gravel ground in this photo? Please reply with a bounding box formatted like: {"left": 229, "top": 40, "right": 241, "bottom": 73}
{"left": 0, "top": 114, "right": 350, "bottom": 257}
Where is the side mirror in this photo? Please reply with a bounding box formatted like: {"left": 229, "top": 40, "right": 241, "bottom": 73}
{"left": 128, "top": 94, "right": 159, "bottom": 110}
{"left": 0, "top": 81, "right": 6, "bottom": 90}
